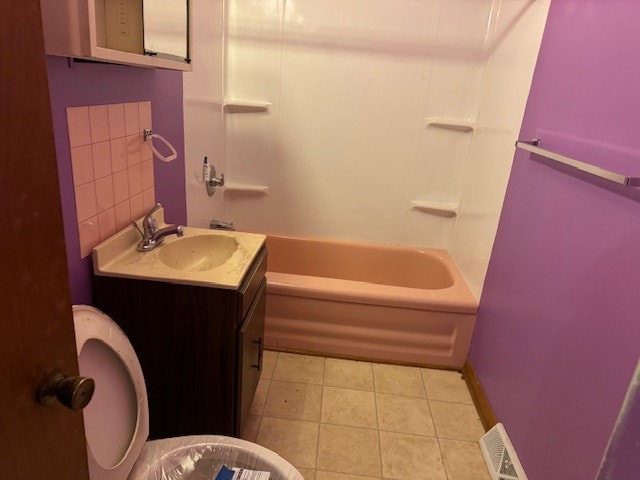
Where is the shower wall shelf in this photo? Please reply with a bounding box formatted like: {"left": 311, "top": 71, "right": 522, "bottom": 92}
{"left": 223, "top": 183, "right": 270, "bottom": 194}
{"left": 223, "top": 100, "right": 271, "bottom": 113}
{"left": 410, "top": 201, "right": 458, "bottom": 218}
{"left": 516, "top": 139, "right": 640, "bottom": 187}
{"left": 424, "top": 117, "right": 475, "bottom": 133}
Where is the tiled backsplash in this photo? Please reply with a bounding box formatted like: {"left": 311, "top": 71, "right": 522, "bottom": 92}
{"left": 67, "top": 102, "right": 156, "bottom": 258}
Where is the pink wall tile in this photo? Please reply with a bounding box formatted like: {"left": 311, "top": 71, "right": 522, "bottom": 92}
{"left": 92, "top": 141, "right": 112, "bottom": 179}
{"left": 75, "top": 182, "right": 98, "bottom": 223}
{"left": 67, "top": 107, "right": 92, "bottom": 148}
{"left": 143, "top": 187, "right": 156, "bottom": 211}
{"left": 89, "top": 105, "right": 110, "bottom": 143}
{"left": 71, "top": 145, "right": 94, "bottom": 187}
{"left": 124, "top": 102, "right": 140, "bottom": 135}
{"left": 112, "top": 170, "right": 130, "bottom": 204}
{"left": 108, "top": 103, "right": 126, "bottom": 139}
{"left": 68, "top": 102, "right": 157, "bottom": 258}
{"left": 98, "top": 208, "right": 117, "bottom": 242}
{"left": 95, "top": 176, "right": 115, "bottom": 213}
{"left": 78, "top": 217, "right": 100, "bottom": 258}
{"left": 139, "top": 101, "right": 152, "bottom": 131}
{"left": 110, "top": 137, "right": 127, "bottom": 172}
{"left": 141, "top": 137, "right": 153, "bottom": 161}
{"left": 115, "top": 200, "right": 132, "bottom": 230}
{"left": 126, "top": 134, "right": 141, "bottom": 167}
{"left": 141, "top": 159, "right": 154, "bottom": 190}
{"left": 128, "top": 164, "right": 143, "bottom": 196}
{"left": 130, "top": 193, "right": 144, "bottom": 220}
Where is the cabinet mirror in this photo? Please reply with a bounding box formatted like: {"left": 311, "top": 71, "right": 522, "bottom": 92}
{"left": 142, "top": 0, "right": 190, "bottom": 62}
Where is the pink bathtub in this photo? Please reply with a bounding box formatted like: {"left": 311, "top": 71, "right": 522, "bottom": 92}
{"left": 264, "top": 235, "right": 478, "bottom": 368}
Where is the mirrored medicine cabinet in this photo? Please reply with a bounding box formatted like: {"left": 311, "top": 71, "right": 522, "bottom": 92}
{"left": 41, "top": 0, "right": 191, "bottom": 71}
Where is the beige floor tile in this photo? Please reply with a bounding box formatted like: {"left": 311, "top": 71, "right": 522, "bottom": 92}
{"left": 256, "top": 417, "right": 319, "bottom": 469}
{"left": 296, "top": 467, "right": 316, "bottom": 480}
{"left": 372, "top": 364, "right": 426, "bottom": 398}
{"left": 321, "top": 386, "right": 377, "bottom": 429}
{"left": 241, "top": 414, "right": 261, "bottom": 442}
{"left": 324, "top": 358, "right": 374, "bottom": 391}
{"left": 421, "top": 369, "right": 473, "bottom": 404}
{"left": 273, "top": 352, "right": 325, "bottom": 384}
{"left": 440, "top": 439, "right": 491, "bottom": 480}
{"left": 376, "top": 393, "right": 435, "bottom": 436}
{"left": 430, "top": 401, "right": 485, "bottom": 441}
{"left": 250, "top": 379, "right": 270, "bottom": 416}
{"left": 316, "top": 424, "right": 381, "bottom": 477}
{"left": 264, "top": 380, "right": 323, "bottom": 421}
{"left": 316, "top": 472, "right": 381, "bottom": 480}
{"left": 261, "top": 350, "right": 278, "bottom": 380}
{"left": 379, "top": 431, "right": 446, "bottom": 480}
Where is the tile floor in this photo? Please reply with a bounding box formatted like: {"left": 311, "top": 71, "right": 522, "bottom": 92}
{"left": 242, "top": 351, "right": 491, "bottom": 480}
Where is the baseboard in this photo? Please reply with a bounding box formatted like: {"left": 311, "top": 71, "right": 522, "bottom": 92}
{"left": 462, "top": 359, "right": 498, "bottom": 431}
{"left": 266, "top": 345, "right": 460, "bottom": 370}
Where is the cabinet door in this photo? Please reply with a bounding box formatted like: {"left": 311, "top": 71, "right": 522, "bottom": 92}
{"left": 236, "top": 280, "right": 266, "bottom": 435}
{"left": 93, "top": 277, "right": 237, "bottom": 437}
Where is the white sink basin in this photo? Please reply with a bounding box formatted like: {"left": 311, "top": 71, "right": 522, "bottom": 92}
{"left": 158, "top": 235, "right": 239, "bottom": 271}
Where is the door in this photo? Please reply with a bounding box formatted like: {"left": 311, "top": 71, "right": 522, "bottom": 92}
{"left": 236, "top": 281, "right": 266, "bottom": 436}
{"left": 596, "top": 358, "right": 640, "bottom": 479}
{"left": 0, "top": 2, "right": 89, "bottom": 479}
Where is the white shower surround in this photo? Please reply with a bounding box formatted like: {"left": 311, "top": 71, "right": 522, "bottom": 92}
{"left": 184, "top": 0, "right": 550, "bottom": 299}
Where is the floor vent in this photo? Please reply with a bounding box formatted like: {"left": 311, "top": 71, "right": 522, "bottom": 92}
{"left": 479, "top": 423, "right": 528, "bottom": 480}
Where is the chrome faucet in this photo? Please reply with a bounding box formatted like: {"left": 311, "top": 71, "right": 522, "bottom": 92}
{"left": 135, "top": 203, "right": 184, "bottom": 252}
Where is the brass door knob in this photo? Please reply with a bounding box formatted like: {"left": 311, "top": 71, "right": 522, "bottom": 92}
{"left": 36, "top": 368, "right": 95, "bottom": 410}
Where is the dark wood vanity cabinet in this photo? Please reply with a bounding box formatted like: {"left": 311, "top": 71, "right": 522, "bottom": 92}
{"left": 93, "top": 246, "right": 267, "bottom": 439}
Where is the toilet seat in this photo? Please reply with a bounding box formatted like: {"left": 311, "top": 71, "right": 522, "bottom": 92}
{"left": 73, "top": 305, "right": 149, "bottom": 480}
{"left": 73, "top": 305, "right": 302, "bottom": 480}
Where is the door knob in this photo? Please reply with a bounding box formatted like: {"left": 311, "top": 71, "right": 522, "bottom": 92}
{"left": 36, "top": 368, "right": 95, "bottom": 410}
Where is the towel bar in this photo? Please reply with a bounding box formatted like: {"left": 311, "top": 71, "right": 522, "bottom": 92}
{"left": 516, "top": 139, "right": 640, "bottom": 187}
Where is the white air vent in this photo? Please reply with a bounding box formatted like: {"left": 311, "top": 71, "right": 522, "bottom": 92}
{"left": 479, "top": 423, "right": 528, "bottom": 480}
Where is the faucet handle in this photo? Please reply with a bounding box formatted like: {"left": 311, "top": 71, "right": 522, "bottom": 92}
{"left": 142, "top": 203, "right": 162, "bottom": 235}
{"left": 144, "top": 215, "right": 158, "bottom": 234}
{"left": 145, "top": 203, "right": 162, "bottom": 220}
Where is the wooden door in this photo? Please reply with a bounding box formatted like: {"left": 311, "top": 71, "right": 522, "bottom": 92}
{"left": 596, "top": 358, "right": 640, "bottom": 479}
{"left": 0, "top": 2, "right": 89, "bottom": 479}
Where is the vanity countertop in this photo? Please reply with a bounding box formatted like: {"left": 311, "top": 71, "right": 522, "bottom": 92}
{"left": 93, "top": 208, "right": 266, "bottom": 289}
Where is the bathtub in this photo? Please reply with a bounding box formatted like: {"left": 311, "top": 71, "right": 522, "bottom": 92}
{"left": 264, "top": 235, "right": 478, "bottom": 369}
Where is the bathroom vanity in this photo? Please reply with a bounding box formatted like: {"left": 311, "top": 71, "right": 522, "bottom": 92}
{"left": 91, "top": 214, "right": 266, "bottom": 438}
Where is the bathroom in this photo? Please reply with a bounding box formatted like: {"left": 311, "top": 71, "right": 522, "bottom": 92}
{"left": 2, "top": 0, "right": 640, "bottom": 479}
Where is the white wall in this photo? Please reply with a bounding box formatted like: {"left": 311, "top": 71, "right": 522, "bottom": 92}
{"left": 184, "top": 0, "right": 225, "bottom": 227}
{"left": 185, "top": 0, "right": 549, "bottom": 298}
{"left": 206, "top": 0, "right": 498, "bottom": 245}
{"left": 449, "top": 0, "right": 550, "bottom": 298}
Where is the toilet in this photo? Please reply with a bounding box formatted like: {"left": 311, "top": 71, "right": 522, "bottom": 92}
{"left": 73, "top": 305, "right": 302, "bottom": 480}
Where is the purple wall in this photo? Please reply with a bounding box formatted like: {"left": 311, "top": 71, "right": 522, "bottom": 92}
{"left": 471, "top": 2, "right": 640, "bottom": 479}
{"left": 46, "top": 56, "right": 186, "bottom": 304}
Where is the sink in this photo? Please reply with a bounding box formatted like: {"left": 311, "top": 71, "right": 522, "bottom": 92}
{"left": 92, "top": 207, "right": 265, "bottom": 289}
{"left": 158, "top": 235, "right": 239, "bottom": 271}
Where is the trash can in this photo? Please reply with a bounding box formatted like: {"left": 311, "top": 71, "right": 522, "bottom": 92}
{"left": 128, "top": 435, "right": 304, "bottom": 480}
